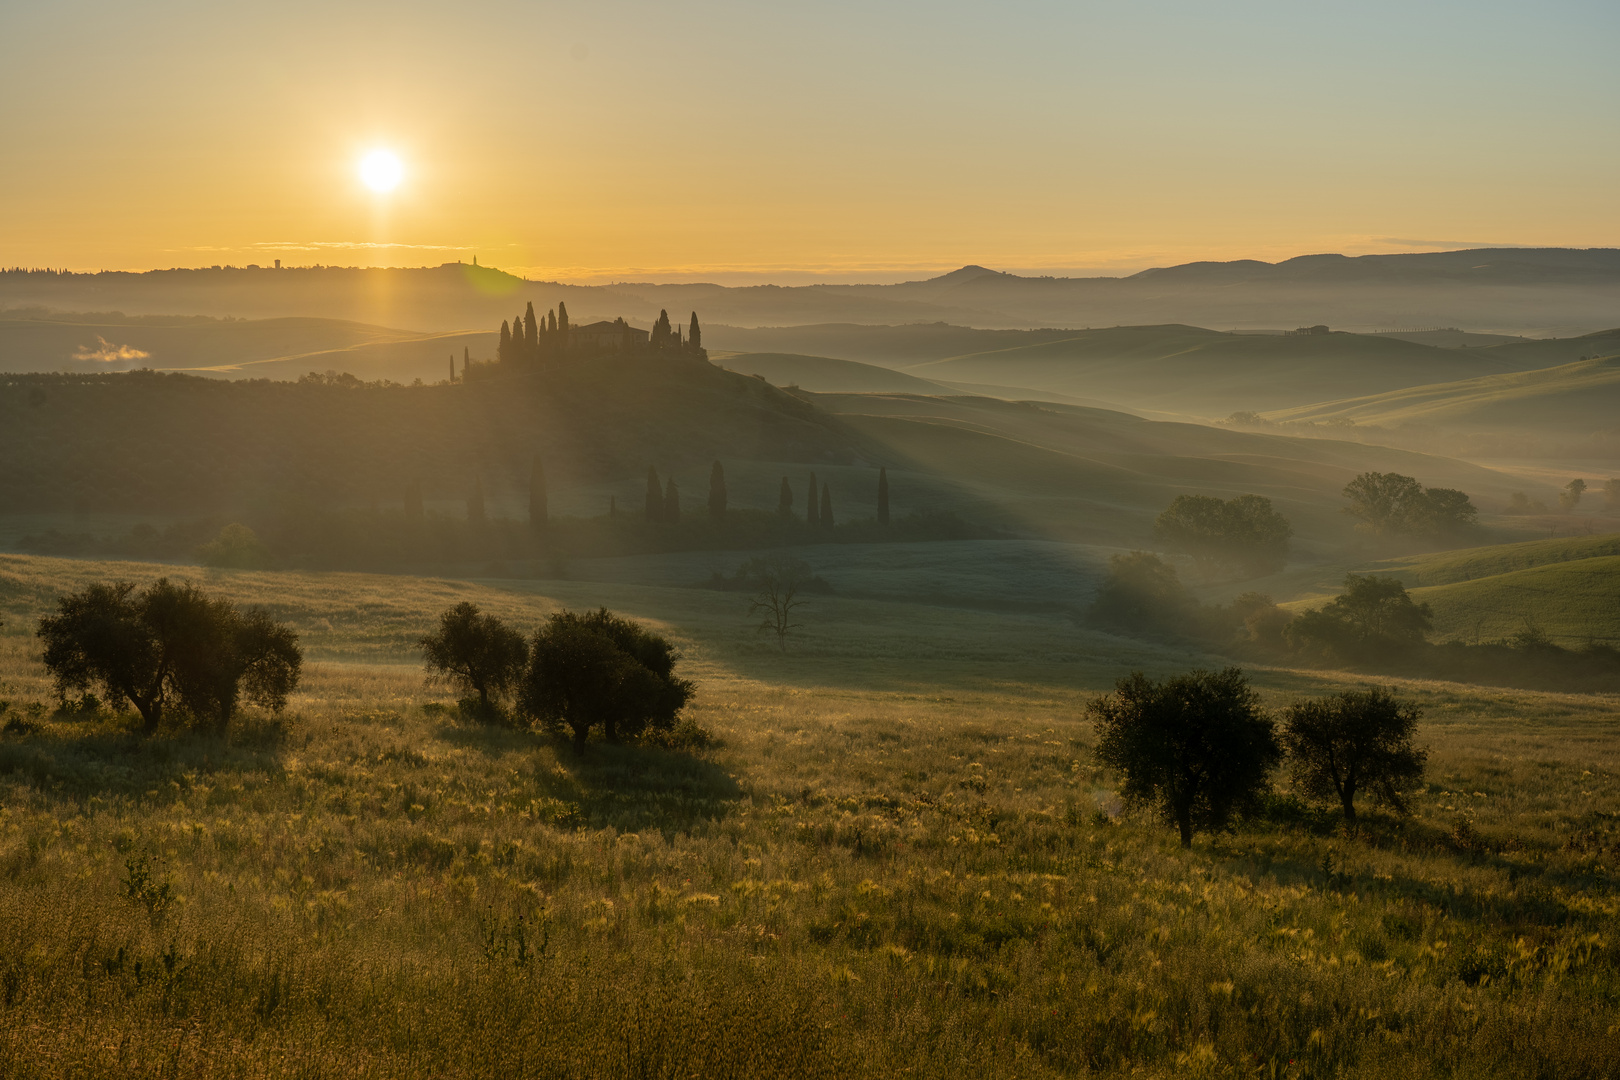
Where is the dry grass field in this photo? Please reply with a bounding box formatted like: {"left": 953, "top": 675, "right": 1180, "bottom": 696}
{"left": 1, "top": 554, "right": 1617, "bottom": 1078}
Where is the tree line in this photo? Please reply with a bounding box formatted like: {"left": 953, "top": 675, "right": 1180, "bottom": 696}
{"left": 1150, "top": 472, "right": 1481, "bottom": 584}
{"left": 1092, "top": 668, "right": 1426, "bottom": 846}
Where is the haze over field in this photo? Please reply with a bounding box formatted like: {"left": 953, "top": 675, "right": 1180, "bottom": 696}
{"left": 3, "top": 1, "right": 1619, "bottom": 1077}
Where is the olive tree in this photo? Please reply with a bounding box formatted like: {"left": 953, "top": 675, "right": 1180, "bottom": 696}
{"left": 519, "top": 608, "right": 693, "bottom": 752}
{"left": 38, "top": 579, "right": 301, "bottom": 733}
{"left": 1089, "top": 667, "right": 1281, "bottom": 848}
{"left": 419, "top": 602, "right": 528, "bottom": 720}
{"left": 1282, "top": 688, "right": 1426, "bottom": 821}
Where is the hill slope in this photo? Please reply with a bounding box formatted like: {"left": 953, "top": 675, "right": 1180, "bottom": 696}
{"left": 1268, "top": 354, "right": 1620, "bottom": 433}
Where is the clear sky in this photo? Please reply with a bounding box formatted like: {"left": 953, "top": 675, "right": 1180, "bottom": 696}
{"left": 2, "top": 0, "right": 1616, "bottom": 283}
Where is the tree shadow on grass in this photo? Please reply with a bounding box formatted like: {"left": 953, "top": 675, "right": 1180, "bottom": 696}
{"left": 0, "top": 713, "right": 292, "bottom": 806}
{"left": 434, "top": 723, "right": 744, "bottom": 837}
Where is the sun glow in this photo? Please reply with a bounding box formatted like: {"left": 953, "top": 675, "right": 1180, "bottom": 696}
{"left": 359, "top": 149, "right": 404, "bottom": 193}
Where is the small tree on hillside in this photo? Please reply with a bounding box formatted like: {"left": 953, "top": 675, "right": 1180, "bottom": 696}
{"left": 1089, "top": 552, "right": 1196, "bottom": 634}
{"left": 748, "top": 557, "right": 815, "bottom": 651}
{"left": 708, "top": 460, "right": 727, "bottom": 522}
{"left": 819, "top": 483, "right": 834, "bottom": 529}
{"left": 519, "top": 609, "right": 694, "bottom": 751}
{"left": 645, "top": 466, "right": 662, "bottom": 522}
{"left": 1285, "top": 574, "right": 1433, "bottom": 660}
{"left": 877, "top": 467, "right": 890, "bottom": 526}
{"left": 1342, "top": 472, "right": 1477, "bottom": 539}
{"left": 1154, "top": 493, "right": 1290, "bottom": 576}
{"left": 419, "top": 602, "right": 528, "bottom": 720}
{"left": 778, "top": 477, "right": 794, "bottom": 518}
{"left": 1560, "top": 478, "right": 1587, "bottom": 512}
{"left": 1282, "top": 688, "right": 1427, "bottom": 821}
{"left": 1090, "top": 668, "right": 1281, "bottom": 848}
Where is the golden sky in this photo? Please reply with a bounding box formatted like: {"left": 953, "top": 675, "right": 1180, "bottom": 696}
{"left": 2, "top": 0, "right": 1617, "bottom": 283}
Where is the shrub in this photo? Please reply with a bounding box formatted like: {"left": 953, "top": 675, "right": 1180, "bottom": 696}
{"left": 1281, "top": 688, "right": 1427, "bottom": 821}
{"left": 37, "top": 579, "right": 301, "bottom": 733}
{"left": 519, "top": 608, "right": 694, "bottom": 751}
{"left": 1089, "top": 668, "right": 1281, "bottom": 847}
{"left": 419, "top": 603, "right": 528, "bottom": 721}
{"left": 196, "top": 523, "right": 273, "bottom": 570}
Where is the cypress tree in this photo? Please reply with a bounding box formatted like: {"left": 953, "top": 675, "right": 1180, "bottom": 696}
{"left": 498, "top": 320, "right": 511, "bottom": 364}
{"left": 529, "top": 454, "right": 548, "bottom": 531}
{"left": 558, "top": 301, "right": 570, "bottom": 334}
{"left": 548, "top": 308, "right": 557, "bottom": 333}
{"left": 468, "top": 478, "right": 486, "bottom": 525}
{"left": 523, "top": 302, "right": 538, "bottom": 356}
{"left": 645, "top": 466, "right": 661, "bottom": 522}
{"left": 652, "top": 309, "right": 672, "bottom": 349}
{"left": 448, "top": 355, "right": 455, "bottom": 384}
{"left": 664, "top": 476, "right": 680, "bottom": 523}
{"left": 405, "top": 478, "right": 424, "bottom": 521}
{"left": 689, "top": 311, "right": 701, "bottom": 350}
{"left": 463, "top": 347, "right": 470, "bottom": 380}
{"left": 806, "top": 472, "right": 819, "bottom": 527}
{"left": 778, "top": 477, "right": 793, "bottom": 518}
{"left": 708, "top": 460, "right": 727, "bottom": 522}
{"left": 877, "top": 466, "right": 890, "bottom": 526}
{"left": 820, "top": 483, "right": 834, "bottom": 529}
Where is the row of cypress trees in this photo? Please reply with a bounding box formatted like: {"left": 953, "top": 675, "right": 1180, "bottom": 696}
{"left": 406, "top": 459, "right": 892, "bottom": 533}
{"left": 497, "top": 302, "right": 573, "bottom": 365}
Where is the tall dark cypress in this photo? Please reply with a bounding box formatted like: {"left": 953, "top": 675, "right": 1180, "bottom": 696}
{"left": 806, "top": 472, "right": 819, "bottom": 527}
{"left": 498, "top": 320, "right": 511, "bottom": 364}
{"left": 523, "top": 302, "right": 538, "bottom": 357}
{"left": 548, "top": 308, "right": 557, "bottom": 333}
{"left": 645, "top": 466, "right": 661, "bottom": 521}
{"left": 689, "top": 311, "right": 701, "bottom": 350}
{"left": 877, "top": 466, "right": 890, "bottom": 526}
{"left": 463, "top": 347, "right": 470, "bottom": 380}
{"left": 557, "top": 301, "right": 570, "bottom": 334}
{"left": 405, "top": 478, "right": 424, "bottom": 521}
{"left": 708, "top": 460, "right": 727, "bottom": 522}
{"left": 664, "top": 477, "right": 680, "bottom": 523}
{"left": 778, "top": 477, "right": 793, "bottom": 518}
{"left": 448, "top": 355, "right": 455, "bottom": 384}
{"left": 820, "top": 483, "right": 833, "bottom": 529}
{"left": 652, "top": 309, "right": 672, "bottom": 349}
{"left": 529, "top": 454, "right": 548, "bottom": 531}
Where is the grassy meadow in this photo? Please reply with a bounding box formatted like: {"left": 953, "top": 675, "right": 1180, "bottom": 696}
{"left": 1, "top": 553, "right": 1617, "bottom": 1077}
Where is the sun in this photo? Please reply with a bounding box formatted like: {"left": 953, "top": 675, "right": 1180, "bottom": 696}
{"left": 359, "top": 149, "right": 404, "bottom": 193}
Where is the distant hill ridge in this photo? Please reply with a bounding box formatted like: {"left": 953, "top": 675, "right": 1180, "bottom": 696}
{"left": 5, "top": 247, "right": 1618, "bottom": 334}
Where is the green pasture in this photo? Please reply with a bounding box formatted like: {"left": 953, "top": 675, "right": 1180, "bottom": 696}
{"left": 0, "top": 554, "right": 1616, "bottom": 1077}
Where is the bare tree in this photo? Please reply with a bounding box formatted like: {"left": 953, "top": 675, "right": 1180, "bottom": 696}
{"left": 747, "top": 557, "right": 814, "bottom": 651}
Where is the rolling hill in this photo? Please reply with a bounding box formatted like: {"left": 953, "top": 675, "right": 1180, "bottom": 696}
{"left": 1267, "top": 354, "right": 1620, "bottom": 433}
{"left": 712, "top": 353, "right": 957, "bottom": 395}
{"left": 0, "top": 347, "right": 1537, "bottom": 560}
